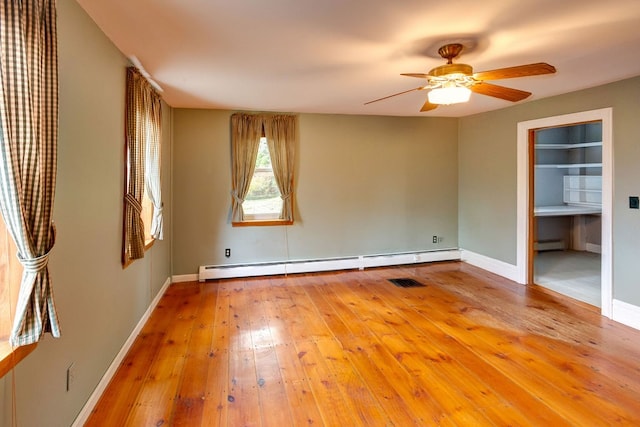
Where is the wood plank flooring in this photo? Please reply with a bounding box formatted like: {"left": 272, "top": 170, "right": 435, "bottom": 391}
{"left": 85, "top": 261, "right": 640, "bottom": 426}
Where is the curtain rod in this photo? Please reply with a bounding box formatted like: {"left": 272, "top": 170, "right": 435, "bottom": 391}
{"left": 128, "top": 55, "right": 164, "bottom": 93}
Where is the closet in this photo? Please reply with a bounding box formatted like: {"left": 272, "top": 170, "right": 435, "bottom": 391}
{"left": 533, "top": 121, "right": 602, "bottom": 306}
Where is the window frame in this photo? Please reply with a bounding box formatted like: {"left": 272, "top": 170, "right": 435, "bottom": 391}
{"left": 0, "top": 343, "right": 36, "bottom": 379}
{"left": 232, "top": 216, "right": 294, "bottom": 227}
{"left": 232, "top": 137, "right": 293, "bottom": 227}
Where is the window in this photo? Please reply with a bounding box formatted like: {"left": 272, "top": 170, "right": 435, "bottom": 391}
{"left": 242, "top": 137, "right": 283, "bottom": 220}
{"left": 124, "top": 154, "right": 155, "bottom": 249}
{"left": 122, "top": 67, "right": 163, "bottom": 266}
{"left": 0, "top": 219, "right": 35, "bottom": 378}
{"left": 0, "top": 0, "right": 59, "bottom": 375}
{"left": 0, "top": 223, "right": 11, "bottom": 344}
{"left": 0, "top": 218, "right": 20, "bottom": 375}
{"left": 230, "top": 113, "right": 297, "bottom": 227}
{"left": 141, "top": 191, "right": 155, "bottom": 246}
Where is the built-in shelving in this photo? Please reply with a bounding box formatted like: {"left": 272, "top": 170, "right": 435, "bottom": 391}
{"left": 534, "top": 129, "right": 602, "bottom": 222}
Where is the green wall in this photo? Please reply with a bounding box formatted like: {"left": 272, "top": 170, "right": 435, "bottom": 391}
{"left": 172, "top": 110, "right": 459, "bottom": 274}
{"left": 459, "top": 76, "right": 640, "bottom": 305}
{"left": 2, "top": 1, "right": 640, "bottom": 425}
{"left": 1, "top": 1, "right": 173, "bottom": 425}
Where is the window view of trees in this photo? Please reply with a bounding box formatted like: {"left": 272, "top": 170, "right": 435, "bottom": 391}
{"left": 243, "top": 137, "right": 282, "bottom": 216}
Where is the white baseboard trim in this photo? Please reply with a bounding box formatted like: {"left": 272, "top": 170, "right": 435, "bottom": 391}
{"left": 197, "top": 249, "right": 462, "bottom": 281}
{"left": 172, "top": 273, "right": 199, "bottom": 283}
{"left": 612, "top": 299, "right": 640, "bottom": 331}
{"left": 72, "top": 276, "right": 172, "bottom": 426}
{"left": 586, "top": 243, "right": 602, "bottom": 254}
{"left": 460, "top": 249, "right": 521, "bottom": 284}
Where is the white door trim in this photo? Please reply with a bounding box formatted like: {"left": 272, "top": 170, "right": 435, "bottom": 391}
{"left": 516, "top": 108, "right": 613, "bottom": 317}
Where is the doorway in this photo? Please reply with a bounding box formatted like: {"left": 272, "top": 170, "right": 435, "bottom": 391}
{"left": 532, "top": 122, "right": 602, "bottom": 306}
{"left": 516, "top": 108, "right": 613, "bottom": 317}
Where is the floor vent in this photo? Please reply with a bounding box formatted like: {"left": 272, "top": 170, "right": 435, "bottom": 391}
{"left": 388, "top": 278, "right": 425, "bottom": 288}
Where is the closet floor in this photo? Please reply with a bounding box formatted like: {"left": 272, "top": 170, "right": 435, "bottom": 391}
{"left": 534, "top": 250, "right": 600, "bottom": 307}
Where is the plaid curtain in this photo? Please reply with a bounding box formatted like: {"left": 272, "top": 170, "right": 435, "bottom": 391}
{"left": 123, "top": 67, "right": 150, "bottom": 264}
{"left": 0, "top": 0, "right": 60, "bottom": 346}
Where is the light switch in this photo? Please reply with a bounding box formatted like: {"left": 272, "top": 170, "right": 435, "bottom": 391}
{"left": 630, "top": 196, "right": 639, "bottom": 209}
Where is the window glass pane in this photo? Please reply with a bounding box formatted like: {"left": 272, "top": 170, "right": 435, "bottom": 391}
{"left": 255, "top": 136, "right": 272, "bottom": 169}
{"left": 243, "top": 138, "right": 282, "bottom": 216}
{"left": 0, "top": 216, "right": 20, "bottom": 343}
{"left": 141, "top": 190, "right": 154, "bottom": 244}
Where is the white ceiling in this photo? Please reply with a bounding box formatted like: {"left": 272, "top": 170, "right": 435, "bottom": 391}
{"left": 76, "top": 0, "right": 640, "bottom": 117}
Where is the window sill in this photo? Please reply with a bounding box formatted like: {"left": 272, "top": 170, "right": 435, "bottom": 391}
{"left": 0, "top": 341, "right": 37, "bottom": 378}
{"left": 232, "top": 219, "right": 293, "bottom": 227}
{"left": 144, "top": 238, "right": 156, "bottom": 250}
{"left": 122, "top": 238, "right": 156, "bottom": 269}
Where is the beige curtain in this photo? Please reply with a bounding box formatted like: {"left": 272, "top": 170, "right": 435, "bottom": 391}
{"left": 145, "top": 90, "right": 163, "bottom": 240}
{"left": 0, "top": 0, "right": 60, "bottom": 346}
{"left": 230, "top": 113, "right": 262, "bottom": 222}
{"left": 123, "top": 67, "right": 151, "bottom": 264}
{"left": 264, "top": 115, "right": 297, "bottom": 222}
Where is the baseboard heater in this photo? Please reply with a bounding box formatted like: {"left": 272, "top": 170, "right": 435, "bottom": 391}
{"left": 535, "top": 239, "right": 566, "bottom": 251}
{"left": 198, "top": 249, "right": 461, "bottom": 281}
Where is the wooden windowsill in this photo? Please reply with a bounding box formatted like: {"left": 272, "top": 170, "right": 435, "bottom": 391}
{"left": 0, "top": 341, "right": 37, "bottom": 378}
{"left": 122, "top": 237, "right": 156, "bottom": 269}
{"left": 232, "top": 219, "right": 293, "bottom": 227}
{"left": 144, "top": 238, "right": 156, "bottom": 250}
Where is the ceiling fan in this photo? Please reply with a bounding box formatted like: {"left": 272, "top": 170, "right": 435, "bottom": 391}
{"left": 365, "top": 43, "right": 556, "bottom": 112}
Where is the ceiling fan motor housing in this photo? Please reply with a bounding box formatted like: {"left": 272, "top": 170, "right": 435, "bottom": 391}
{"left": 429, "top": 63, "right": 473, "bottom": 78}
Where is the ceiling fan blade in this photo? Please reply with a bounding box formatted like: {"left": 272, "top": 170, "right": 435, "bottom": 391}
{"left": 401, "top": 73, "right": 429, "bottom": 78}
{"left": 420, "top": 100, "right": 438, "bottom": 112}
{"left": 470, "top": 82, "right": 531, "bottom": 102}
{"left": 364, "top": 86, "right": 425, "bottom": 105}
{"left": 473, "top": 63, "right": 556, "bottom": 81}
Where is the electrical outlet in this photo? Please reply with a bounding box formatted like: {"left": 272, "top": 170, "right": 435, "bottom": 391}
{"left": 225, "top": 248, "right": 231, "bottom": 257}
{"left": 432, "top": 235, "right": 438, "bottom": 244}
{"left": 66, "top": 363, "right": 75, "bottom": 392}
{"left": 630, "top": 196, "right": 639, "bottom": 209}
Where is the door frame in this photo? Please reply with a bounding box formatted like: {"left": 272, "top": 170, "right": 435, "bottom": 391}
{"left": 515, "top": 108, "right": 613, "bottom": 317}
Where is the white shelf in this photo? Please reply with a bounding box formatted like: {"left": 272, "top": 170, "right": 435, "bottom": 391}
{"left": 534, "top": 205, "right": 602, "bottom": 217}
{"left": 536, "top": 163, "right": 602, "bottom": 169}
{"left": 535, "top": 141, "right": 602, "bottom": 149}
{"left": 535, "top": 175, "right": 602, "bottom": 216}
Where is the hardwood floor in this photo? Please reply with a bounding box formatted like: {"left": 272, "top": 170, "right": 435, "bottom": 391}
{"left": 85, "top": 261, "right": 640, "bottom": 426}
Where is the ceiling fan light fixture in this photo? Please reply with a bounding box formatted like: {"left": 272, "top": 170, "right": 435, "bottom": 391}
{"left": 428, "top": 85, "right": 471, "bottom": 105}
{"left": 365, "top": 42, "right": 556, "bottom": 112}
